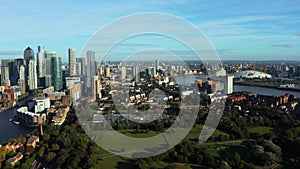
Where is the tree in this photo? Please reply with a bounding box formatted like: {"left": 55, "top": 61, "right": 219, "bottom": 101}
{"left": 136, "top": 159, "right": 150, "bottom": 169}
{"left": 46, "top": 152, "right": 57, "bottom": 163}
{"left": 42, "top": 133, "right": 50, "bottom": 142}
{"left": 0, "top": 146, "right": 7, "bottom": 159}
{"left": 51, "top": 143, "right": 60, "bottom": 151}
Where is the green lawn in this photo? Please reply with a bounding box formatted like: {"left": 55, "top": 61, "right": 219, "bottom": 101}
{"left": 98, "top": 125, "right": 230, "bottom": 169}
{"left": 248, "top": 126, "right": 274, "bottom": 135}
{"left": 119, "top": 130, "right": 159, "bottom": 138}
{"left": 187, "top": 124, "right": 229, "bottom": 141}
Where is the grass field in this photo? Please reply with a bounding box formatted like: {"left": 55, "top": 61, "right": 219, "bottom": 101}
{"left": 187, "top": 124, "right": 229, "bottom": 141}
{"left": 95, "top": 124, "right": 235, "bottom": 168}
{"left": 248, "top": 126, "right": 274, "bottom": 135}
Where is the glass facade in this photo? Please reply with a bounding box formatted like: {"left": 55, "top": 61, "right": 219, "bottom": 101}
{"left": 51, "top": 56, "right": 62, "bottom": 91}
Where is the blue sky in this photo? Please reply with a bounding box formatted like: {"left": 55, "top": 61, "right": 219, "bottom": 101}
{"left": 0, "top": 0, "right": 300, "bottom": 62}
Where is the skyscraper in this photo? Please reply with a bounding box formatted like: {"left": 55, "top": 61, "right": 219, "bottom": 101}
{"left": 68, "top": 48, "right": 76, "bottom": 76}
{"left": 18, "top": 65, "right": 26, "bottom": 94}
{"left": 24, "top": 47, "right": 35, "bottom": 91}
{"left": 28, "top": 60, "right": 38, "bottom": 90}
{"left": 76, "top": 58, "right": 86, "bottom": 76}
{"left": 51, "top": 56, "right": 62, "bottom": 91}
{"left": 37, "top": 46, "right": 45, "bottom": 78}
{"left": 105, "top": 65, "right": 110, "bottom": 77}
{"left": 86, "top": 50, "right": 96, "bottom": 91}
{"left": 24, "top": 47, "right": 34, "bottom": 61}
{"left": 155, "top": 59, "right": 159, "bottom": 76}
{"left": 224, "top": 75, "right": 234, "bottom": 94}
{"left": 135, "top": 65, "right": 140, "bottom": 83}
{"left": 121, "top": 66, "right": 126, "bottom": 81}
{"left": 1, "top": 66, "right": 10, "bottom": 87}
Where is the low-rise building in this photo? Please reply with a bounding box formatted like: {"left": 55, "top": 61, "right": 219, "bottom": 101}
{"left": 26, "top": 136, "right": 39, "bottom": 148}
{"left": 6, "top": 152, "right": 23, "bottom": 167}
{"left": 52, "top": 106, "right": 69, "bottom": 125}
{"left": 16, "top": 106, "right": 47, "bottom": 126}
{"left": 4, "top": 143, "right": 23, "bottom": 153}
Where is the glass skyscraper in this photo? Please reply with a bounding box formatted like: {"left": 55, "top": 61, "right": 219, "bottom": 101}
{"left": 51, "top": 56, "right": 62, "bottom": 91}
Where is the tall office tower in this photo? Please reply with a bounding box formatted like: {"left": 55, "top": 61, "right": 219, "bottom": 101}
{"left": 28, "top": 59, "right": 38, "bottom": 90}
{"left": 155, "top": 59, "right": 159, "bottom": 75}
{"left": 1, "top": 66, "right": 10, "bottom": 87}
{"left": 24, "top": 47, "right": 34, "bottom": 61}
{"left": 93, "top": 75, "right": 102, "bottom": 101}
{"left": 86, "top": 50, "right": 96, "bottom": 91}
{"left": 51, "top": 56, "right": 62, "bottom": 91}
{"left": 24, "top": 47, "right": 35, "bottom": 91}
{"left": 105, "top": 65, "right": 110, "bottom": 77}
{"left": 8, "top": 61, "right": 18, "bottom": 86}
{"left": 76, "top": 62, "right": 81, "bottom": 76}
{"left": 135, "top": 65, "right": 140, "bottom": 83}
{"left": 44, "top": 52, "right": 56, "bottom": 87}
{"left": 18, "top": 65, "right": 26, "bottom": 94}
{"left": 121, "top": 66, "right": 126, "bottom": 81}
{"left": 68, "top": 48, "right": 76, "bottom": 76}
{"left": 76, "top": 58, "right": 86, "bottom": 76}
{"left": 19, "top": 65, "right": 25, "bottom": 81}
{"left": 224, "top": 75, "right": 234, "bottom": 94}
{"left": 37, "top": 46, "right": 45, "bottom": 78}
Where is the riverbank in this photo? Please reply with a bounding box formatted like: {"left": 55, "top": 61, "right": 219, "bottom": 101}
{"left": 234, "top": 81, "right": 300, "bottom": 92}
{"left": 0, "top": 108, "right": 33, "bottom": 144}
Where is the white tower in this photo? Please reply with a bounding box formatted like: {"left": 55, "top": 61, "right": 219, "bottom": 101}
{"left": 224, "top": 75, "right": 234, "bottom": 94}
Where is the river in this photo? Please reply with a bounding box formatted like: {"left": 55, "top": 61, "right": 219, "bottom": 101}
{"left": 234, "top": 85, "right": 300, "bottom": 98}
{"left": 174, "top": 75, "right": 300, "bottom": 98}
{"left": 0, "top": 108, "right": 33, "bottom": 144}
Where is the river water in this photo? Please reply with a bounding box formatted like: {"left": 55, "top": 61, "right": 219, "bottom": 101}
{"left": 234, "top": 85, "right": 300, "bottom": 98}
{"left": 174, "top": 75, "right": 300, "bottom": 98}
{"left": 0, "top": 108, "right": 33, "bottom": 144}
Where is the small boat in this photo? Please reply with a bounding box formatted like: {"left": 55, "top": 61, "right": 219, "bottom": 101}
{"left": 13, "top": 120, "right": 20, "bottom": 125}
{"left": 9, "top": 119, "right": 12, "bottom": 122}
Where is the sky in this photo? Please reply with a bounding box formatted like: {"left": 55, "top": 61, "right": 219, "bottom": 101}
{"left": 0, "top": 0, "right": 300, "bottom": 62}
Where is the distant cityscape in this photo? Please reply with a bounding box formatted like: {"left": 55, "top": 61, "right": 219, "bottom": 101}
{"left": 0, "top": 45, "right": 300, "bottom": 168}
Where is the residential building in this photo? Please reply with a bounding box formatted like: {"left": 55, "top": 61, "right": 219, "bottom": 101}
{"left": 68, "top": 48, "right": 76, "bottom": 76}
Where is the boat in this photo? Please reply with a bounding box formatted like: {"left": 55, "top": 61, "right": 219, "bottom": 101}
{"left": 9, "top": 118, "right": 12, "bottom": 122}
{"left": 12, "top": 120, "right": 20, "bottom": 125}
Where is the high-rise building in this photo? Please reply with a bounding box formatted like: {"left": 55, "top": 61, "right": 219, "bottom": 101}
{"left": 24, "top": 47, "right": 35, "bottom": 91}
{"left": 76, "top": 58, "right": 86, "bottom": 76}
{"left": 37, "top": 46, "right": 45, "bottom": 78}
{"left": 28, "top": 60, "right": 38, "bottom": 90}
{"left": 68, "top": 48, "right": 76, "bottom": 76}
{"left": 24, "top": 47, "right": 34, "bottom": 61}
{"left": 1, "top": 66, "right": 10, "bottom": 87}
{"left": 224, "top": 75, "right": 234, "bottom": 94}
{"left": 44, "top": 51, "right": 57, "bottom": 87}
{"left": 51, "top": 56, "right": 62, "bottom": 91}
{"left": 86, "top": 50, "right": 96, "bottom": 90}
{"left": 76, "top": 62, "right": 82, "bottom": 76}
{"left": 135, "top": 65, "right": 140, "bottom": 83}
{"left": 18, "top": 65, "right": 26, "bottom": 94}
{"left": 93, "top": 75, "right": 102, "bottom": 100}
{"left": 105, "top": 65, "right": 110, "bottom": 77}
{"left": 121, "top": 66, "right": 126, "bottom": 81}
{"left": 154, "top": 59, "right": 159, "bottom": 76}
